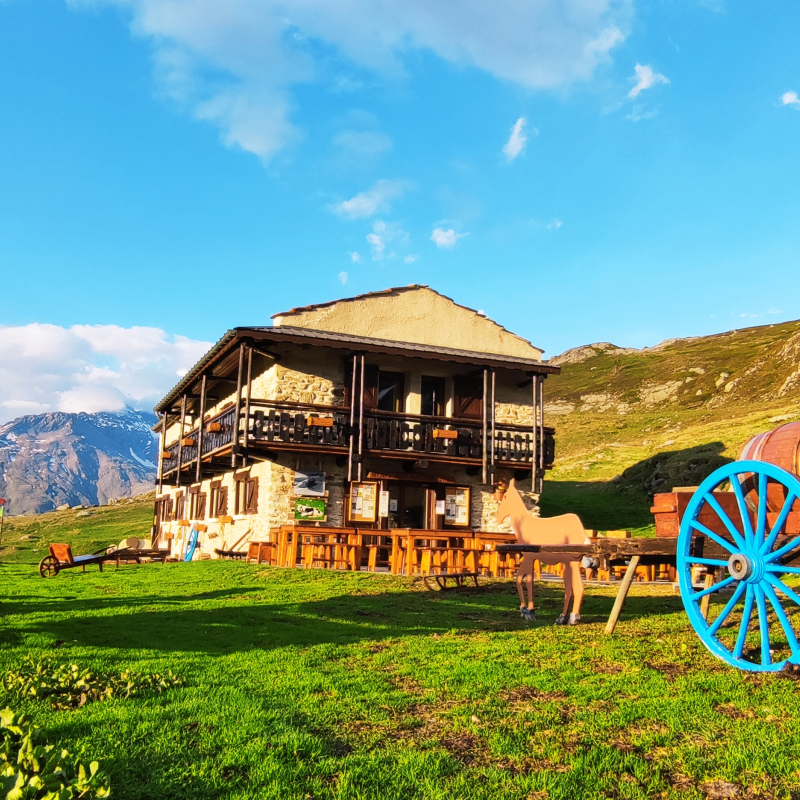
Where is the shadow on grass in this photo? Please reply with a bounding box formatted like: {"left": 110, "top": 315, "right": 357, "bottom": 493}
{"left": 7, "top": 579, "right": 685, "bottom": 655}
{"left": 541, "top": 441, "right": 732, "bottom": 530}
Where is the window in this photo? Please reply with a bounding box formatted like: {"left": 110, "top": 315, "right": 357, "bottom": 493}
{"left": 209, "top": 482, "right": 228, "bottom": 518}
{"left": 174, "top": 491, "right": 186, "bottom": 521}
{"left": 421, "top": 376, "right": 446, "bottom": 417}
{"left": 245, "top": 477, "right": 259, "bottom": 514}
{"left": 453, "top": 375, "right": 483, "bottom": 420}
{"left": 377, "top": 372, "right": 405, "bottom": 412}
{"left": 189, "top": 487, "right": 207, "bottom": 520}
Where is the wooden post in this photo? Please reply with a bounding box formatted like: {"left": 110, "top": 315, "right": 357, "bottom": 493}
{"left": 243, "top": 346, "right": 253, "bottom": 467}
{"left": 604, "top": 555, "right": 641, "bottom": 635}
{"left": 347, "top": 354, "right": 357, "bottom": 482}
{"left": 481, "top": 368, "right": 488, "bottom": 484}
{"left": 531, "top": 375, "right": 538, "bottom": 489}
{"left": 157, "top": 413, "right": 165, "bottom": 494}
{"left": 357, "top": 354, "right": 365, "bottom": 482}
{"left": 195, "top": 374, "right": 207, "bottom": 483}
{"left": 231, "top": 342, "right": 245, "bottom": 469}
{"left": 490, "top": 368, "right": 496, "bottom": 480}
{"left": 700, "top": 572, "right": 716, "bottom": 621}
{"left": 176, "top": 394, "right": 187, "bottom": 488}
{"left": 537, "top": 375, "right": 545, "bottom": 494}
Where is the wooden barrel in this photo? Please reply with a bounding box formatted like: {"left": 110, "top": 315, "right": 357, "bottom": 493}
{"left": 739, "top": 421, "right": 800, "bottom": 512}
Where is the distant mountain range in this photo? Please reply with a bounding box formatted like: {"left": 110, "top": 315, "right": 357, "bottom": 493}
{"left": 0, "top": 410, "right": 158, "bottom": 515}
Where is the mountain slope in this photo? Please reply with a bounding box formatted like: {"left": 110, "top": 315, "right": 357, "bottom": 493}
{"left": 541, "top": 319, "right": 800, "bottom": 532}
{"left": 0, "top": 410, "right": 158, "bottom": 515}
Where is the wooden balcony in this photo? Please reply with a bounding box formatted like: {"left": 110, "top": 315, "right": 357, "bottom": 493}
{"left": 161, "top": 399, "right": 554, "bottom": 484}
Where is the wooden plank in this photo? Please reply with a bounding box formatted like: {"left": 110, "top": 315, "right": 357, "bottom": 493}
{"left": 604, "top": 555, "right": 640, "bottom": 635}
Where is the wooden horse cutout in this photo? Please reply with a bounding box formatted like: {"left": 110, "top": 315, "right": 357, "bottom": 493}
{"left": 496, "top": 479, "right": 589, "bottom": 624}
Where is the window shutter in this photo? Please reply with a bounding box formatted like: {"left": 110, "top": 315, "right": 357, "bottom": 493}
{"left": 218, "top": 486, "right": 228, "bottom": 516}
{"left": 245, "top": 477, "right": 259, "bottom": 514}
{"left": 362, "top": 365, "right": 380, "bottom": 410}
{"left": 453, "top": 376, "right": 483, "bottom": 420}
{"left": 197, "top": 492, "right": 207, "bottom": 520}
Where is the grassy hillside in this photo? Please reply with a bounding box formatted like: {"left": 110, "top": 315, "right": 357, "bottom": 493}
{"left": 0, "top": 492, "right": 155, "bottom": 565}
{"left": 541, "top": 319, "right": 800, "bottom": 533}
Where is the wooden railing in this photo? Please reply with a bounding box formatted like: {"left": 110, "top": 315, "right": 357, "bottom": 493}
{"left": 162, "top": 399, "right": 555, "bottom": 478}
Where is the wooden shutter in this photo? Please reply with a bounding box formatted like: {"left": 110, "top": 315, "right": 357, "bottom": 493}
{"left": 362, "top": 365, "right": 380, "bottom": 410}
{"left": 245, "top": 477, "right": 259, "bottom": 514}
{"left": 196, "top": 492, "right": 207, "bottom": 520}
{"left": 218, "top": 486, "right": 228, "bottom": 516}
{"left": 453, "top": 376, "right": 483, "bottom": 420}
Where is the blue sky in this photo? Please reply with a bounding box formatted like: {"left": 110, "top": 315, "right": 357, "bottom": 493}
{"left": 0, "top": 0, "right": 799, "bottom": 420}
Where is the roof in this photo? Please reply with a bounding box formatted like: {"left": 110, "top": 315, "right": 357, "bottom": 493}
{"left": 271, "top": 284, "right": 543, "bottom": 355}
{"left": 154, "top": 324, "right": 558, "bottom": 414}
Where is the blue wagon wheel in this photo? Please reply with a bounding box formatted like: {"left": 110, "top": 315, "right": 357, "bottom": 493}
{"left": 678, "top": 460, "right": 800, "bottom": 672}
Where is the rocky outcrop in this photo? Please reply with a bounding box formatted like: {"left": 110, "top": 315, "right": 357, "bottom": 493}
{"left": 0, "top": 410, "right": 158, "bottom": 515}
{"left": 548, "top": 342, "right": 638, "bottom": 366}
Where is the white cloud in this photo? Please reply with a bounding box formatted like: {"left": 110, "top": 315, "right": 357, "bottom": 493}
{"left": 404, "top": 254, "right": 418, "bottom": 263}
{"left": 546, "top": 219, "right": 563, "bottom": 229}
{"left": 69, "top": 0, "right": 630, "bottom": 162}
{"left": 502, "top": 117, "right": 533, "bottom": 161}
{"left": 780, "top": 91, "right": 800, "bottom": 108}
{"left": 350, "top": 251, "right": 362, "bottom": 263}
{"left": 366, "top": 219, "right": 407, "bottom": 260}
{"left": 338, "top": 271, "right": 349, "bottom": 284}
{"left": 628, "top": 63, "right": 669, "bottom": 99}
{"left": 626, "top": 105, "right": 657, "bottom": 122}
{"left": 0, "top": 323, "right": 212, "bottom": 425}
{"left": 333, "top": 130, "right": 392, "bottom": 155}
{"left": 332, "top": 179, "right": 410, "bottom": 220}
{"left": 431, "top": 227, "right": 469, "bottom": 248}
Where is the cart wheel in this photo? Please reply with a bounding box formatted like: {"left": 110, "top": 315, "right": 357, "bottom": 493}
{"left": 38, "top": 556, "right": 60, "bottom": 578}
{"left": 678, "top": 460, "right": 800, "bottom": 672}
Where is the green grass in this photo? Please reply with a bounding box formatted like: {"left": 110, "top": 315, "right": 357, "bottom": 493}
{"left": 3, "top": 557, "right": 800, "bottom": 800}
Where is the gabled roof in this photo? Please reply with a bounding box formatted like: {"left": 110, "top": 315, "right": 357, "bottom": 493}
{"left": 272, "top": 285, "right": 543, "bottom": 360}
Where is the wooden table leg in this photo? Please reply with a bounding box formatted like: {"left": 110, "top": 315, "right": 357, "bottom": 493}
{"left": 604, "top": 555, "right": 641, "bottom": 635}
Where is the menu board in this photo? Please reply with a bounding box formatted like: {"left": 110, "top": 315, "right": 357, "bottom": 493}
{"left": 349, "top": 482, "right": 378, "bottom": 523}
{"left": 444, "top": 486, "right": 471, "bottom": 527}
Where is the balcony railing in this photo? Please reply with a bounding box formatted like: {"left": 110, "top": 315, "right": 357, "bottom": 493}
{"left": 162, "top": 399, "right": 554, "bottom": 480}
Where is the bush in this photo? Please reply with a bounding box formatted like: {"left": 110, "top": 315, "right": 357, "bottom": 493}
{"left": 2, "top": 661, "right": 183, "bottom": 711}
{"left": 0, "top": 706, "right": 111, "bottom": 799}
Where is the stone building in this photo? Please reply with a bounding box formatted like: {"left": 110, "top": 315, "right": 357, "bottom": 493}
{"left": 152, "top": 286, "right": 558, "bottom": 559}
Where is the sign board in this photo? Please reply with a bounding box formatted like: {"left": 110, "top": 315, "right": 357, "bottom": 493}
{"left": 294, "top": 471, "right": 326, "bottom": 497}
{"left": 349, "top": 482, "right": 378, "bottom": 523}
{"left": 294, "top": 496, "right": 327, "bottom": 522}
{"left": 379, "top": 490, "right": 390, "bottom": 519}
{"left": 444, "top": 486, "right": 470, "bottom": 527}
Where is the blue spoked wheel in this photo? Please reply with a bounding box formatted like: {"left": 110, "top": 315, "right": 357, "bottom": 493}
{"left": 678, "top": 460, "right": 800, "bottom": 672}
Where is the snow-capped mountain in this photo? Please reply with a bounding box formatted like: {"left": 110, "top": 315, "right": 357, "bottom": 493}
{"left": 0, "top": 410, "right": 158, "bottom": 515}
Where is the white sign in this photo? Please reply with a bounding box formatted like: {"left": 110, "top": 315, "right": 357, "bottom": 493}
{"left": 379, "top": 491, "right": 390, "bottom": 518}
{"left": 435, "top": 500, "right": 446, "bottom": 516}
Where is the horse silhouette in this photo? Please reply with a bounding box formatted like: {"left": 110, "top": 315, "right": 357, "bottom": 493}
{"left": 496, "top": 479, "right": 589, "bottom": 624}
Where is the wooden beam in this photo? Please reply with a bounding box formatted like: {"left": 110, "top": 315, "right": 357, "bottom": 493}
{"left": 231, "top": 343, "right": 245, "bottom": 469}
{"left": 176, "top": 394, "right": 187, "bottom": 489}
{"left": 243, "top": 346, "right": 253, "bottom": 467}
{"left": 195, "top": 375, "right": 207, "bottom": 483}
{"left": 604, "top": 555, "right": 641, "bottom": 635}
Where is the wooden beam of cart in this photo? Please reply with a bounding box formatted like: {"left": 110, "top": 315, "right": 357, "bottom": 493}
{"left": 497, "top": 541, "right": 680, "bottom": 636}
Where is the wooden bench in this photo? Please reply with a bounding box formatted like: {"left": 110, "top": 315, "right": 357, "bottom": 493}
{"left": 422, "top": 572, "right": 481, "bottom": 591}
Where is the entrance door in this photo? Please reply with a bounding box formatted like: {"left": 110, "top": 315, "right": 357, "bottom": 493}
{"left": 402, "top": 485, "right": 427, "bottom": 529}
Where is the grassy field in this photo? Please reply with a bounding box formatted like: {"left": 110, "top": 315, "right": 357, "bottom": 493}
{"left": 3, "top": 502, "right": 800, "bottom": 799}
